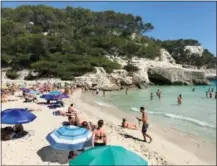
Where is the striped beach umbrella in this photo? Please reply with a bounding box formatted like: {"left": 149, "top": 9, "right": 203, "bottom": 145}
{"left": 46, "top": 126, "right": 92, "bottom": 151}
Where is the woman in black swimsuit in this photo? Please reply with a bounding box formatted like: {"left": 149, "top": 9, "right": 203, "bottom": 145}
{"left": 92, "top": 120, "right": 107, "bottom": 146}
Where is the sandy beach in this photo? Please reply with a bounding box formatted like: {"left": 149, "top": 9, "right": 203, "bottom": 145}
{"left": 1, "top": 89, "right": 216, "bottom": 165}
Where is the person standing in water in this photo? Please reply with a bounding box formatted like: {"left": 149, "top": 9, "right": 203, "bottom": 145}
{"left": 206, "top": 91, "right": 208, "bottom": 98}
{"left": 136, "top": 107, "right": 152, "bottom": 143}
{"left": 211, "top": 88, "right": 214, "bottom": 92}
{"left": 192, "top": 88, "right": 195, "bottom": 92}
{"left": 125, "top": 88, "right": 128, "bottom": 95}
{"left": 96, "top": 89, "right": 99, "bottom": 95}
{"left": 103, "top": 90, "right": 105, "bottom": 97}
{"left": 177, "top": 94, "right": 182, "bottom": 105}
{"left": 209, "top": 92, "right": 212, "bottom": 98}
{"left": 150, "top": 92, "right": 153, "bottom": 100}
{"left": 156, "top": 89, "right": 161, "bottom": 100}
{"left": 215, "top": 92, "right": 217, "bottom": 99}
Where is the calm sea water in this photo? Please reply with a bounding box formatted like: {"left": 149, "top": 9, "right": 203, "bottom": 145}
{"left": 97, "top": 80, "right": 216, "bottom": 143}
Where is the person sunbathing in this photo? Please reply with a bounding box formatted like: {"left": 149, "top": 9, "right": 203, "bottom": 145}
{"left": 121, "top": 118, "right": 137, "bottom": 130}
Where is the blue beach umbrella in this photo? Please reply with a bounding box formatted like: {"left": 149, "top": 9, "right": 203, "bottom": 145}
{"left": 40, "top": 94, "right": 56, "bottom": 100}
{"left": 46, "top": 125, "right": 92, "bottom": 151}
{"left": 21, "top": 88, "right": 30, "bottom": 93}
{"left": 1, "top": 108, "right": 37, "bottom": 124}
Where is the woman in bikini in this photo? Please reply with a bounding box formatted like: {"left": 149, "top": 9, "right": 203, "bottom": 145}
{"left": 121, "top": 118, "right": 137, "bottom": 130}
{"left": 92, "top": 120, "right": 107, "bottom": 147}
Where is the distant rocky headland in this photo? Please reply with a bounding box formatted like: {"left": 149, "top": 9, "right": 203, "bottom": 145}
{"left": 2, "top": 5, "right": 216, "bottom": 90}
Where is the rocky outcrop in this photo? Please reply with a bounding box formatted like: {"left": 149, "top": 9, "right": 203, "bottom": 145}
{"left": 184, "top": 46, "right": 204, "bottom": 57}
{"left": 148, "top": 67, "right": 209, "bottom": 85}
{"left": 74, "top": 68, "right": 119, "bottom": 91}
{"left": 155, "top": 49, "right": 176, "bottom": 64}
{"left": 2, "top": 48, "right": 212, "bottom": 89}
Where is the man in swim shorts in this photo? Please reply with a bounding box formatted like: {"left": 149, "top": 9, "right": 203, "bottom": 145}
{"left": 136, "top": 107, "right": 152, "bottom": 143}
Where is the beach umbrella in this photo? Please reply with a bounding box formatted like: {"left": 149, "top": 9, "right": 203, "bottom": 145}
{"left": 49, "top": 90, "right": 61, "bottom": 96}
{"left": 21, "top": 88, "right": 30, "bottom": 92}
{"left": 69, "top": 145, "right": 148, "bottom": 166}
{"left": 53, "top": 93, "right": 69, "bottom": 100}
{"left": 46, "top": 125, "right": 92, "bottom": 151}
{"left": 40, "top": 94, "right": 56, "bottom": 100}
{"left": 1, "top": 108, "right": 37, "bottom": 124}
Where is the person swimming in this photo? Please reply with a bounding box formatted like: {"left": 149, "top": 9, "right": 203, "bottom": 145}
{"left": 178, "top": 94, "right": 182, "bottom": 105}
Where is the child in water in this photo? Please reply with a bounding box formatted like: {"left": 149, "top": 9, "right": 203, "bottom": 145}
{"left": 178, "top": 94, "right": 182, "bottom": 105}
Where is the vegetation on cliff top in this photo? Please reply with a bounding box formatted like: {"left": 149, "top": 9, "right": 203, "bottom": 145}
{"left": 1, "top": 5, "right": 216, "bottom": 80}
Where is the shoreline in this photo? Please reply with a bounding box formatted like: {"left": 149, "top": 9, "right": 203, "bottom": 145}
{"left": 79, "top": 90, "right": 216, "bottom": 165}
{"left": 1, "top": 88, "right": 216, "bottom": 165}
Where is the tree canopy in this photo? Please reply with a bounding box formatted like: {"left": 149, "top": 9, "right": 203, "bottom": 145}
{"left": 1, "top": 5, "right": 216, "bottom": 80}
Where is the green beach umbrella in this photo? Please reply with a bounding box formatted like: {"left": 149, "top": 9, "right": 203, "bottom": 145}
{"left": 69, "top": 145, "right": 148, "bottom": 165}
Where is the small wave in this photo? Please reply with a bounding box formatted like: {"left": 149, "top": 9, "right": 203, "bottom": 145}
{"left": 95, "top": 101, "right": 111, "bottom": 107}
{"left": 130, "top": 107, "right": 215, "bottom": 129}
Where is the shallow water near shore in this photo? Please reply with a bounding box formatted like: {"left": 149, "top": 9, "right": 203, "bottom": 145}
{"left": 97, "top": 81, "right": 216, "bottom": 143}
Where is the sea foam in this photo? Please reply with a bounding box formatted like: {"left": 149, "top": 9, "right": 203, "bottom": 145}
{"left": 131, "top": 107, "right": 215, "bottom": 129}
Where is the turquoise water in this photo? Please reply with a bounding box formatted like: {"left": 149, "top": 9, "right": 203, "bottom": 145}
{"left": 98, "top": 81, "right": 216, "bottom": 142}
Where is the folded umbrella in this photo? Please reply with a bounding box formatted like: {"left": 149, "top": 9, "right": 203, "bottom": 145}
{"left": 46, "top": 125, "right": 92, "bottom": 151}
{"left": 69, "top": 145, "right": 148, "bottom": 166}
{"left": 1, "top": 108, "right": 37, "bottom": 124}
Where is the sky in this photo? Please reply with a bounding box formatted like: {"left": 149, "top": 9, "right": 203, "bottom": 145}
{"left": 2, "top": 1, "right": 216, "bottom": 55}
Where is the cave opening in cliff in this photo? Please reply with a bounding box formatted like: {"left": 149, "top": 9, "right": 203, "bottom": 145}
{"left": 148, "top": 76, "right": 172, "bottom": 85}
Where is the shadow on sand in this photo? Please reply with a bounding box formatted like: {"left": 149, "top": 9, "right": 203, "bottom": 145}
{"left": 37, "top": 146, "right": 69, "bottom": 164}
{"left": 119, "top": 133, "right": 145, "bottom": 142}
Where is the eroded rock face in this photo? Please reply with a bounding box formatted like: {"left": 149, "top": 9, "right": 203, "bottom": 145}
{"left": 74, "top": 67, "right": 119, "bottom": 91}
{"left": 148, "top": 67, "right": 209, "bottom": 85}
{"left": 184, "top": 46, "right": 204, "bottom": 57}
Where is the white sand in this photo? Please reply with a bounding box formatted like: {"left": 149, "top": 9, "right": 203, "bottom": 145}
{"left": 1, "top": 89, "right": 216, "bottom": 165}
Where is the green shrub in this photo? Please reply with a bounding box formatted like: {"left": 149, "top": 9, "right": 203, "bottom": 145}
{"left": 6, "top": 70, "right": 19, "bottom": 79}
